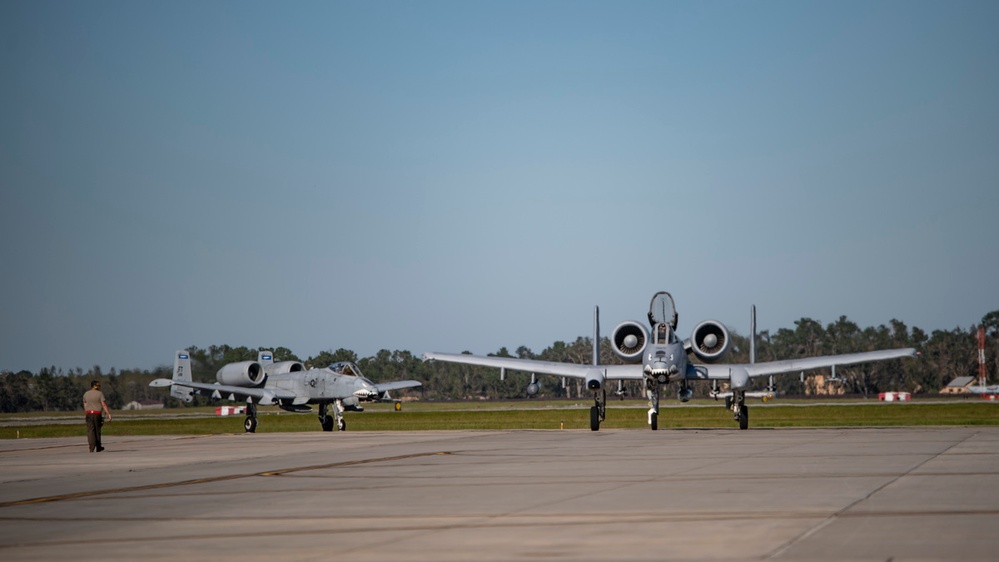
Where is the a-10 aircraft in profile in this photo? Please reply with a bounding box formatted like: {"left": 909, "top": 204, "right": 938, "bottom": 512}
{"left": 424, "top": 291, "right": 918, "bottom": 431}
{"left": 150, "top": 350, "right": 421, "bottom": 432}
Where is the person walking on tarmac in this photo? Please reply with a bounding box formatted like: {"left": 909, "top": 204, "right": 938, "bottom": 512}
{"left": 83, "top": 380, "right": 112, "bottom": 452}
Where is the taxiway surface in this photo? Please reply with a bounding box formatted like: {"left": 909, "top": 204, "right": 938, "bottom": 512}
{"left": 2, "top": 427, "right": 998, "bottom": 560}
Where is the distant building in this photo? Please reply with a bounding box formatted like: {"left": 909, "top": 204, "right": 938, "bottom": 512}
{"left": 941, "top": 376, "right": 976, "bottom": 394}
{"left": 123, "top": 400, "right": 164, "bottom": 410}
{"left": 805, "top": 374, "right": 846, "bottom": 396}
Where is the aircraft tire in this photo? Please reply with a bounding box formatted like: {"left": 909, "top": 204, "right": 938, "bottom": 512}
{"left": 589, "top": 406, "right": 600, "bottom": 431}
{"left": 739, "top": 405, "right": 749, "bottom": 430}
{"left": 321, "top": 416, "right": 335, "bottom": 432}
{"left": 651, "top": 412, "right": 658, "bottom": 431}
{"left": 337, "top": 418, "right": 346, "bottom": 431}
{"left": 244, "top": 417, "right": 257, "bottom": 433}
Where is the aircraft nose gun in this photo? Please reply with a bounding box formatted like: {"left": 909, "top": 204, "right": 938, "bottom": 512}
{"left": 645, "top": 349, "right": 680, "bottom": 383}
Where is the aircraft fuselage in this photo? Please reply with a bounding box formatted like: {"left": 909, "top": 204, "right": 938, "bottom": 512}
{"left": 268, "top": 369, "right": 378, "bottom": 404}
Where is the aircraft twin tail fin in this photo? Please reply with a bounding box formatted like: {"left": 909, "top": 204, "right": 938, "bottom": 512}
{"left": 593, "top": 306, "right": 600, "bottom": 366}
{"left": 258, "top": 350, "right": 274, "bottom": 365}
{"left": 171, "top": 350, "right": 195, "bottom": 403}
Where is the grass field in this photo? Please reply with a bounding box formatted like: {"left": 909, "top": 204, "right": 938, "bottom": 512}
{"left": 3, "top": 399, "right": 998, "bottom": 439}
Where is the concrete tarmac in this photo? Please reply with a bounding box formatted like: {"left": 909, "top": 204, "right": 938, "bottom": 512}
{"left": 2, "top": 427, "right": 998, "bottom": 561}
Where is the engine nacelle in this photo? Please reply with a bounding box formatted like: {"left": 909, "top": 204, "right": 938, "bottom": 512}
{"left": 612, "top": 321, "right": 649, "bottom": 362}
{"left": 264, "top": 361, "right": 304, "bottom": 375}
{"left": 216, "top": 361, "right": 266, "bottom": 387}
{"left": 689, "top": 320, "right": 731, "bottom": 363}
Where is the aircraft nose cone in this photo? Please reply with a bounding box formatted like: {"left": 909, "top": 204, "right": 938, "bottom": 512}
{"left": 353, "top": 386, "right": 377, "bottom": 398}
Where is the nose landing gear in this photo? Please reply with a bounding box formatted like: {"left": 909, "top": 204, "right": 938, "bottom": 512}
{"left": 318, "top": 401, "right": 347, "bottom": 432}
{"left": 590, "top": 389, "right": 606, "bottom": 431}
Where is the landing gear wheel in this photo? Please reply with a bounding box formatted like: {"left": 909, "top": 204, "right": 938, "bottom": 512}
{"left": 321, "top": 416, "right": 335, "bottom": 432}
{"left": 738, "top": 405, "right": 749, "bottom": 430}
{"left": 244, "top": 417, "right": 257, "bottom": 433}
{"left": 337, "top": 418, "right": 346, "bottom": 431}
{"left": 590, "top": 406, "right": 600, "bottom": 431}
{"left": 651, "top": 412, "right": 658, "bottom": 431}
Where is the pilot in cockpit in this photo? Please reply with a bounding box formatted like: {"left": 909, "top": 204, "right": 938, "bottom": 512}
{"left": 656, "top": 323, "right": 669, "bottom": 345}
{"left": 331, "top": 362, "right": 355, "bottom": 376}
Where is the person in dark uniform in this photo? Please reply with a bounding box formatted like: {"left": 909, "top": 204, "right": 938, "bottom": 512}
{"left": 83, "top": 380, "right": 112, "bottom": 452}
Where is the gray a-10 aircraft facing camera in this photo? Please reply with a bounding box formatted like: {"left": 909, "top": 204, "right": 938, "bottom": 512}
{"left": 424, "top": 291, "right": 917, "bottom": 431}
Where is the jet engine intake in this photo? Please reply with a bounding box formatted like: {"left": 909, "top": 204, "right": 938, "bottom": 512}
{"left": 612, "top": 321, "right": 649, "bottom": 362}
{"left": 216, "top": 361, "right": 266, "bottom": 387}
{"left": 690, "top": 320, "right": 730, "bottom": 363}
{"left": 265, "top": 361, "right": 304, "bottom": 375}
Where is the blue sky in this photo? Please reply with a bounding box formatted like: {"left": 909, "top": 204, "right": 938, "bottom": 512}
{"left": 2, "top": 0, "right": 997, "bottom": 373}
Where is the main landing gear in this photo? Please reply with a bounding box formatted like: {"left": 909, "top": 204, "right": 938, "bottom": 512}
{"left": 243, "top": 402, "right": 258, "bottom": 433}
{"left": 318, "top": 401, "right": 347, "bottom": 432}
{"left": 590, "top": 389, "right": 606, "bottom": 431}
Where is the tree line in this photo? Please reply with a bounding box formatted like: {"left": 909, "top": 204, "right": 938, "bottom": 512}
{"left": 2, "top": 311, "right": 997, "bottom": 413}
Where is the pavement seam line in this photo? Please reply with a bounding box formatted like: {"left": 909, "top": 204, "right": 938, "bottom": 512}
{"left": 764, "top": 429, "right": 979, "bottom": 559}
{"left": 0, "top": 451, "right": 450, "bottom": 507}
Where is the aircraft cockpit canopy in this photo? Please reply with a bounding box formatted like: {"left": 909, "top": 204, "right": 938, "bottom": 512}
{"left": 329, "top": 361, "right": 377, "bottom": 385}
{"left": 648, "top": 291, "right": 678, "bottom": 330}
{"left": 329, "top": 361, "right": 361, "bottom": 377}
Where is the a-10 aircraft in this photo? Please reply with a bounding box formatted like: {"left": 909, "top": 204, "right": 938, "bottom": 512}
{"left": 424, "top": 291, "right": 918, "bottom": 430}
{"left": 150, "top": 350, "right": 421, "bottom": 432}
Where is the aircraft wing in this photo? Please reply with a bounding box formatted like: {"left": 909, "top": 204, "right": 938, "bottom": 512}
{"left": 744, "top": 348, "right": 917, "bottom": 378}
{"left": 149, "top": 379, "right": 297, "bottom": 405}
{"left": 373, "top": 380, "right": 423, "bottom": 393}
{"left": 422, "top": 352, "right": 645, "bottom": 380}
{"left": 692, "top": 348, "right": 918, "bottom": 381}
